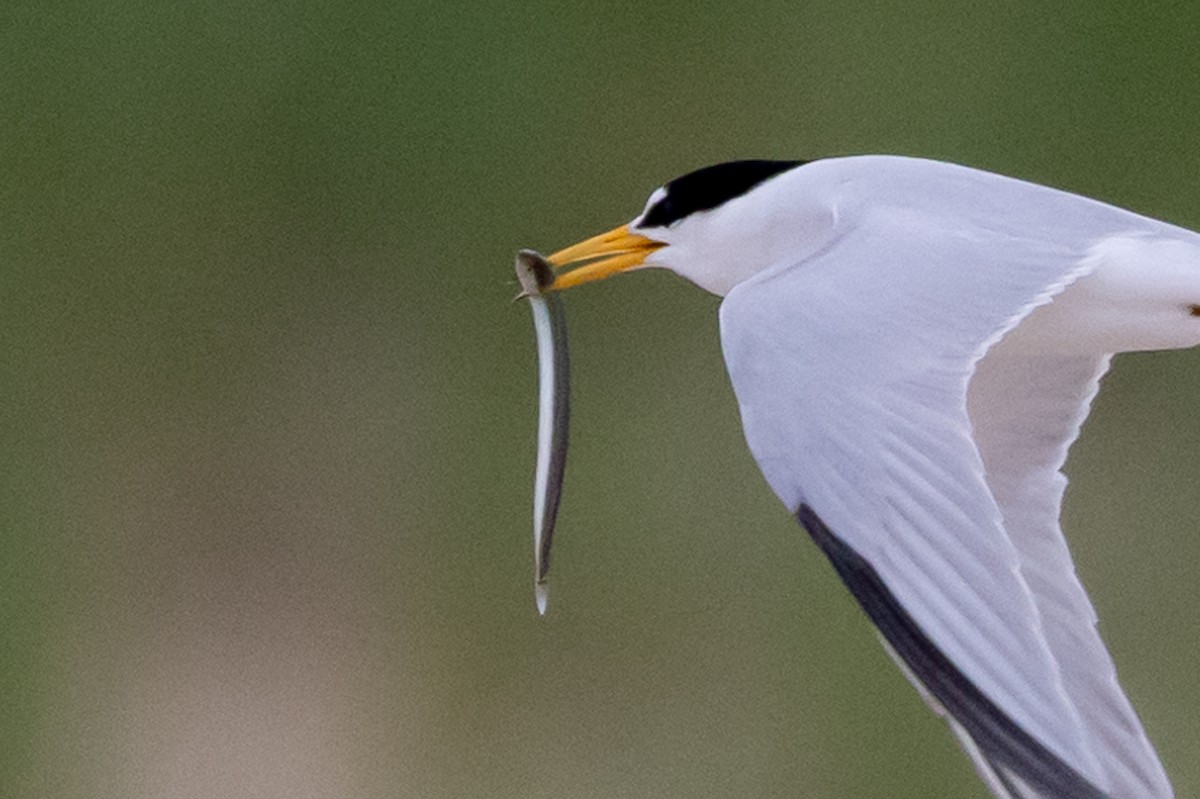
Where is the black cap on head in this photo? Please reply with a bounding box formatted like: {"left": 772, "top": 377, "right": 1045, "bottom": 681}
{"left": 638, "top": 159, "right": 806, "bottom": 229}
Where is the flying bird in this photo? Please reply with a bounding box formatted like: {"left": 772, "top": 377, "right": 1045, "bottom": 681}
{"left": 540, "top": 156, "right": 1197, "bottom": 798}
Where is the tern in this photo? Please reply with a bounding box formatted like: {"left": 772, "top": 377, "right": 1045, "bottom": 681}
{"left": 539, "top": 156, "right": 1198, "bottom": 798}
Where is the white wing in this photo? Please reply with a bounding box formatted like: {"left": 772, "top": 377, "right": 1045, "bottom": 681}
{"left": 718, "top": 157, "right": 1180, "bottom": 798}
{"left": 968, "top": 341, "right": 1171, "bottom": 797}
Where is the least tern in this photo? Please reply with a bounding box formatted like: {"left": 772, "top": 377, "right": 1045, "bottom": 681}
{"left": 538, "top": 156, "right": 1198, "bottom": 798}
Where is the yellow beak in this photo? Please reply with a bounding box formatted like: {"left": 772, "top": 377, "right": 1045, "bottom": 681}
{"left": 547, "top": 225, "right": 665, "bottom": 291}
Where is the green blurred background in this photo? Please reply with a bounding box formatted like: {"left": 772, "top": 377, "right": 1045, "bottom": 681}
{"left": 3, "top": 2, "right": 1198, "bottom": 797}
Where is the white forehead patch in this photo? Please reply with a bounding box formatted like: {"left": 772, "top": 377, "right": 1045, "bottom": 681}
{"left": 633, "top": 186, "right": 668, "bottom": 227}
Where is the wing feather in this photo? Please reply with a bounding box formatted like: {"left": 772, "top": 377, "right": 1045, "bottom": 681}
{"left": 969, "top": 342, "right": 1173, "bottom": 797}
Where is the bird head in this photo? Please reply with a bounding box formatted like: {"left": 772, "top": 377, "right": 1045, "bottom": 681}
{"left": 548, "top": 160, "right": 818, "bottom": 297}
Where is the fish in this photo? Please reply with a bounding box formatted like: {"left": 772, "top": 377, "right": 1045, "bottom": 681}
{"left": 515, "top": 249, "right": 570, "bottom": 615}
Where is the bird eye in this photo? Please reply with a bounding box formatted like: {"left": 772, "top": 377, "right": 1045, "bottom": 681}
{"left": 640, "top": 196, "right": 677, "bottom": 229}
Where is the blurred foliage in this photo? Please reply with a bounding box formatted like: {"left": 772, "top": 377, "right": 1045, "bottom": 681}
{"left": 2, "top": 1, "right": 1198, "bottom": 797}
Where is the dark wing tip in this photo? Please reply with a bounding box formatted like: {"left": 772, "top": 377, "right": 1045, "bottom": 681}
{"left": 796, "top": 503, "right": 1108, "bottom": 799}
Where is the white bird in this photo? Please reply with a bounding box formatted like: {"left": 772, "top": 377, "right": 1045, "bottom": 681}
{"left": 540, "top": 156, "right": 1199, "bottom": 798}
